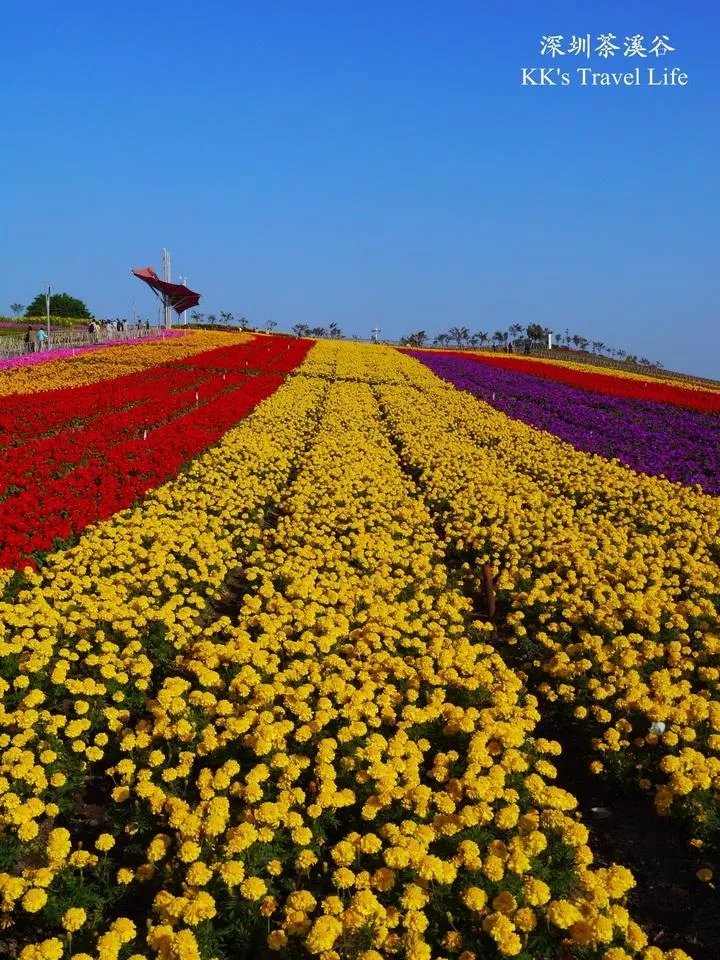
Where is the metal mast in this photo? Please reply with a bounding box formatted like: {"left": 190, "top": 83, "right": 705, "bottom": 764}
{"left": 162, "top": 247, "right": 172, "bottom": 328}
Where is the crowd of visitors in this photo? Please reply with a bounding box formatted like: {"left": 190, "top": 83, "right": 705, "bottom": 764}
{"left": 22, "top": 318, "right": 153, "bottom": 352}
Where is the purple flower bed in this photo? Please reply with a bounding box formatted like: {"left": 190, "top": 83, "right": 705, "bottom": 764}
{"left": 407, "top": 350, "right": 720, "bottom": 494}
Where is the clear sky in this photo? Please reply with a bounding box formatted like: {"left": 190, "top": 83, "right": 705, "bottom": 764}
{"left": 1, "top": 0, "right": 717, "bottom": 375}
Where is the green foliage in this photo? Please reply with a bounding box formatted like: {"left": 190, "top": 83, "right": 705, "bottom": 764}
{"left": 399, "top": 330, "right": 428, "bottom": 347}
{"left": 25, "top": 292, "right": 93, "bottom": 319}
{"left": 526, "top": 323, "right": 545, "bottom": 342}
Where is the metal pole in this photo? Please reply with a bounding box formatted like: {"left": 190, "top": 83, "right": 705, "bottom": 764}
{"left": 46, "top": 282, "right": 51, "bottom": 345}
{"left": 178, "top": 276, "right": 188, "bottom": 325}
{"left": 162, "top": 247, "right": 171, "bottom": 329}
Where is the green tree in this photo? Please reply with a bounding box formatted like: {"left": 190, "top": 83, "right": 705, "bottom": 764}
{"left": 292, "top": 323, "right": 310, "bottom": 337}
{"left": 220, "top": 311, "right": 234, "bottom": 326}
{"left": 526, "top": 323, "right": 545, "bottom": 343}
{"left": 265, "top": 319, "right": 278, "bottom": 332}
{"left": 328, "top": 322, "right": 342, "bottom": 339}
{"left": 10, "top": 303, "right": 24, "bottom": 317}
{"left": 399, "top": 330, "right": 428, "bottom": 347}
{"left": 448, "top": 326, "right": 469, "bottom": 346}
{"left": 509, "top": 323, "right": 523, "bottom": 341}
{"left": 25, "top": 292, "right": 92, "bottom": 319}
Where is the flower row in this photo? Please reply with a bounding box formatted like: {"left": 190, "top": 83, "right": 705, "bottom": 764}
{"left": 0, "top": 372, "right": 329, "bottom": 958}
{"left": 432, "top": 350, "right": 720, "bottom": 415}
{"left": 0, "top": 331, "right": 188, "bottom": 374}
{"left": 0, "top": 331, "right": 248, "bottom": 397}
{"left": 407, "top": 350, "right": 720, "bottom": 494}
{"left": 379, "top": 350, "right": 720, "bottom": 851}
{"left": 0, "top": 373, "right": 289, "bottom": 570}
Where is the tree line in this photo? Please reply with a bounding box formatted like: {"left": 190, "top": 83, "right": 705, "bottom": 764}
{"left": 398, "top": 323, "right": 661, "bottom": 368}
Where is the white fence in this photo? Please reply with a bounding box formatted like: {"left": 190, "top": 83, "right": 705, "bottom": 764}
{"left": 0, "top": 325, "right": 164, "bottom": 360}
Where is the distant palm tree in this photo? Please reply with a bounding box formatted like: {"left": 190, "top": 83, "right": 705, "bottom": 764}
{"left": 448, "top": 326, "right": 469, "bottom": 346}
{"left": 328, "top": 322, "right": 342, "bottom": 338}
{"left": 434, "top": 333, "right": 450, "bottom": 346}
{"left": 292, "top": 323, "right": 310, "bottom": 337}
{"left": 207, "top": 314, "right": 217, "bottom": 325}
{"left": 10, "top": 303, "right": 23, "bottom": 318}
{"left": 220, "top": 311, "right": 233, "bottom": 326}
{"left": 265, "top": 319, "right": 277, "bottom": 332}
{"left": 190, "top": 311, "right": 204, "bottom": 324}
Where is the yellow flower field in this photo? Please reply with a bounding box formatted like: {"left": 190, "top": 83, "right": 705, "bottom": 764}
{"left": 375, "top": 352, "right": 720, "bottom": 841}
{"left": 0, "top": 339, "right": 712, "bottom": 959}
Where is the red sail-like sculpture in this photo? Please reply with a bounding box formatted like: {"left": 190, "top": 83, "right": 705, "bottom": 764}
{"left": 132, "top": 267, "right": 201, "bottom": 316}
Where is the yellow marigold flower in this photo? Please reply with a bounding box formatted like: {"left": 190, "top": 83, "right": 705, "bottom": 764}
{"left": 240, "top": 877, "right": 267, "bottom": 901}
{"left": 260, "top": 896, "right": 278, "bottom": 918}
{"left": 186, "top": 862, "right": 213, "bottom": 886}
{"left": 462, "top": 887, "right": 487, "bottom": 912}
{"left": 332, "top": 840, "right": 356, "bottom": 866}
{"left": 547, "top": 899, "right": 583, "bottom": 929}
{"left": 22, "top": 888, "right": 48, "bottom": 913}
{"left": 305, "top": 915, "right": 343, "bottom": 954}
{"left": 183, "top": 892, "right": 216, "bottom": 925}
{"left": 514, "top": 907, "right": 536, "bottom": 932}
{"left": 332, "top": 867, "right": 355, "bottom": 889}
{"left": 219, "top": 861, "right": 245, "bottom": 887}
{"left": 697, "top": 867, "right": 713, "bottom": 882}
{"left": 95, "top": 833, "right": 115, "bottom": 852}
{"left": 322, "top": 896, "right": 345, "bottom": 916}
{"left": 492, "top": 891, "right": 517, "bottom": 915}
{"left": 268, "top": 930, "right": 288, "bottom": 951}
{"left": 111, "top": 918, "right": 136, "bottom": 943}
{"left": 17, "top": 821, "right": 40, "bottom": 842}
{"left": 605, "top": 865, "right": 635, "bottom": 899}
{"left": 20, "top": 940, "right": 63, "bottom": 960}
{"left": 523, "top": 877, "right": 551, "bottom": 906}
{"left": 443, "top": 931, "right": 464, "bottom": 951}
{"left": 46, "top": 828, "right": 71, "bottom": 863}
{"left": 296, "top": 849, "right": 318, "bottom": 870}
{"left": 61, "top": 908, "right": 87, "bottom": 932}
{"left": 179, "top": 840, "right": 202, "bottom": 863}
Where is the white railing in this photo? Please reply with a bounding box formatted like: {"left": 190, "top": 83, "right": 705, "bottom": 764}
{"left": 0, "top": 325, "right": 164, "bottom": 361}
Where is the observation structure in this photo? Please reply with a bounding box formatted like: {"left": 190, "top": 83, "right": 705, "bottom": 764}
{"left": 132, "top": 248, "right": 201, "bottom": 328}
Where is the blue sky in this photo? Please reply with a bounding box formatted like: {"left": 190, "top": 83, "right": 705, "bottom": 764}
{"left": 1, "top": 0, "right": 717, "bottom": 375}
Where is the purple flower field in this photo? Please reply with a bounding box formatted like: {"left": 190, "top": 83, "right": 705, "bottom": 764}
{"left": 407, "top": 350, "right": 720, "bottom": 494}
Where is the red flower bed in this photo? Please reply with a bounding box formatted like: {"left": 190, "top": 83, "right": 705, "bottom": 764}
{"left": 0, "top": 335, "right": 312, "bottom": 446}
{"left": 0, "top": 335, "right": 314, "bottom": 569}
{"left": 437, "top": 351, "right": 720, "bottom": 415}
